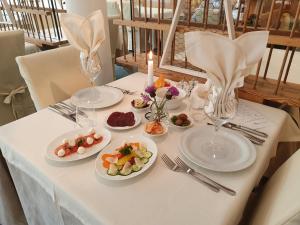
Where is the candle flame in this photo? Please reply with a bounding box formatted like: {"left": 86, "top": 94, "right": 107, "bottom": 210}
{"left": 149, "top": 51, "right": 153, "bottom": 60}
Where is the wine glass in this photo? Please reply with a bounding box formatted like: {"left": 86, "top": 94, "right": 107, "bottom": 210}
{"left": 79, "top": 52, "right": 102, "bottom": 127}
{"left": 202, "top": 85, "right": 238, "bottom": 159}
{"left": 80, "top": 52, "right": 102, "bottom": 102}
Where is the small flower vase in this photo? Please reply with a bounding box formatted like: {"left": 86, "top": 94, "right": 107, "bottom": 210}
{"left": 145, "top": 101, "right": 169, "bottom": 123}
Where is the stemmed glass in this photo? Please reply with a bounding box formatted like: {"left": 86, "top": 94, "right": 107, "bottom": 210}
{"left": 80, "top": 52, "right": 101, "bottom": 100}
{"left": 79, "top": 52, "right": 102, "bottom": 127}
{"left": 202, "top": 85, "right": 238, "bottom": 159}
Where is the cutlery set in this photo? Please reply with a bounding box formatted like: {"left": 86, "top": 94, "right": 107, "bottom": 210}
{"left": 207, "top": 122, "right": 268, "bottom": 145}
{"left": 161, "top": 154, "right": 236, "bottom": 195}
{"left": 104, "top": 84, "right": 136, "bottom": 95}
{"left": 48, "top": 102, "right": 87, "bottom": 123}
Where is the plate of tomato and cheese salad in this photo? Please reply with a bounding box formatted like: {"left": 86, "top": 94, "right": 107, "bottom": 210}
{"left": 46, "top": 127, "right": 111, "bottom": 162}
{"left": 95, "top": 135, "right": 158, "bottom": 181}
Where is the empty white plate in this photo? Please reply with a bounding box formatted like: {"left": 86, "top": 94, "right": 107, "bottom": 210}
{"left": 179, "top": 125, "right": 256, "bottom": 172}
{"left": 71, "top": 86, "right": 124, "bottom": 109}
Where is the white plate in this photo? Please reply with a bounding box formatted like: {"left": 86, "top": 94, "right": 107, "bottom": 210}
{"left": 46, "top": 127, "right": 111, "bottom": 162}
{"left": 104, "top": 112, "right": 141, "bottom": 130}
{"left": 71, "top": 86, "right": 124, "bottom": 109}
{"left": 143, "top": 122, "right": 168, "bottom": 137}
{"left": 131, "top": 104, "right": 150, "bottom": 113}
{"left": 95, "top": 135, "right": 158, "bottom": 181}
{"left": 179, "top": 125, "right": 256, "bottom": 172}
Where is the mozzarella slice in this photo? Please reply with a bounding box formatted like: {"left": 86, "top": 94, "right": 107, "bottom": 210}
{"left": 77, "top": 147, "right": 86, "bottom": 154}
{"left": 86, "top": 137, "right": 94, "bottom": 145}
{"left": 94, "top": 133, "right": 102, "bottom": 139}
{"left": 68, "top": 139, "right": 76, "bottom": 147}
{"left": 57, "top": 149, "right": 65, "bottom": 157}
{"left": 62, "top": 139, "right": 68, "bottom": 145}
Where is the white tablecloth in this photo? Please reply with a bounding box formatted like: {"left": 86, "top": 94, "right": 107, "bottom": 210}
{"left": 0, "top": 72, "right": 297, "bottom": 225}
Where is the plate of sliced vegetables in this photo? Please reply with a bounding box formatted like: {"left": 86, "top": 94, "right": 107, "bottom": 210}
{"left": 95, "top": 135, "right": 158, "bottom": 180}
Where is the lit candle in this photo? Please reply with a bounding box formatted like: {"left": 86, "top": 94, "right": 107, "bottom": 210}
{"left": 147, "top": 51, "right": 154, "bottom": 86}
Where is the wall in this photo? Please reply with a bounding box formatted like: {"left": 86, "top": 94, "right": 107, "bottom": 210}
{"left": 65, "top": 0, "right": 114, "bottom": 85}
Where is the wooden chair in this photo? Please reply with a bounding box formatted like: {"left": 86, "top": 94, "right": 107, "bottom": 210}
{"left": 113, "top": 0, "right": 300, "bottom": 108}
{"left": 16, "top": 46, "right": 90, "bottom": 110}
{"left": 0, "top": 0, "right": 68, "bottom": 48}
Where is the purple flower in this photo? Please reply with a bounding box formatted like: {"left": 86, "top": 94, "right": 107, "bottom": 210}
{"left": 141, "top": 93, "right": 151, "bottom": 103}
{"left": 145, "top": 86, "right": 156, "bottom": 98}
{"left": 166, "top": 86, "right": 179, "bottom": 100}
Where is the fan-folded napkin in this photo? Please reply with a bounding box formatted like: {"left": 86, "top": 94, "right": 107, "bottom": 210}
{"left": 61, "top": 10, "right": 105, "bottom": 70}
{"left": 185, "top": 31, "right": 269, "bottom": 93}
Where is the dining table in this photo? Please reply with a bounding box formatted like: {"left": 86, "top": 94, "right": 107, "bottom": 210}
{"left": 0, "top": 72, "right": 298, "bottom": 225}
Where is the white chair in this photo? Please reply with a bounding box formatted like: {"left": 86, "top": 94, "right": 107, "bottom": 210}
{"left": 16, "top": 46, "right": 91, "bottom": 110}
{"left": 0, "top": 30, "right": 36, "bottom": 126}
{"left": 250, "top": 149, "right": 300, "bottom": 225}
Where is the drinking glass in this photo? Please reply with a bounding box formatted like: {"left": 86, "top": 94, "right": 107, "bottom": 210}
{"left": 75, "top": 106, "right": 97, "bottom": 128}
{"left": 80, "top": 52, "right": 102, "bottom": 103}
{"left": 202, "top": 85, "right": 238, "bottom": 159}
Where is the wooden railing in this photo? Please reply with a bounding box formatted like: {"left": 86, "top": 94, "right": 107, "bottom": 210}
{"left": 0, "top": 0, "right": 67, "bottom": 47}
{"left": 114, "top": 0, "right": 300, "bottom": 107}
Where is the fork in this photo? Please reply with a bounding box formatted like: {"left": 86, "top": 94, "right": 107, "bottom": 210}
{"left": 161, "top": 154, "right": 220, "bottom": 192}
{"left": 104, "top": 84, "right": 136, "bottom": 95}
{"left": 175, "top": 157, "right": 236, "bottom": 196}
{"left": 56, "top": 102, "right": 87, "bottom": 117}
{"left": 48, "top": 105, "right": 76, "bottom": 122}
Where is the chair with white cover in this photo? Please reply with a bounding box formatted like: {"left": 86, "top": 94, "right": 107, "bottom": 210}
{"left": 16, "top": 46, "right": 91, "bottom": 110}
{"left": 250, "top": 149, "right": 300, "bottom": 225}
{"left": 0, "top": 30, "right": 31, "bottom": 225}
{"left": 0, "top": 30, "right": 36, "bottom": 126}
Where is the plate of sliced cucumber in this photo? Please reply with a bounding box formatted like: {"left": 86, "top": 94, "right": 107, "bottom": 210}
{"left": 95, "top": 135, "right": 158, "bottom": 181}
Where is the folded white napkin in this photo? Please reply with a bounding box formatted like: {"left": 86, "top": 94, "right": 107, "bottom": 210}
{"left": 61, "top": 10, "right": 106, "bottom": 70}
{"left": 184, "top": 31, "right": 269, "bottom": 92}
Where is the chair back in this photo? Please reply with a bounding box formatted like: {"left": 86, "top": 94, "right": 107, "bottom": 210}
{"left": 16, "top": 46, "right": 90, "bottom": 110}
{"left": 0, "top": 30, "right": 35, "bottom": 125}
{"left": 251, "top": 149, "right": 300, "bottom": 225}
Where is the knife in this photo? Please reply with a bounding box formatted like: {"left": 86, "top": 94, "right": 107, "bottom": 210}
{"left": 48, "top": 106, "right": 76, "bottom": 122}
{"left": 227, "top": 122, "right": 268, "bottom": 138}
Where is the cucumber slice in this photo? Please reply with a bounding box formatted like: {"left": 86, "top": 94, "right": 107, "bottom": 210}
{"left": 120, "top": 167, "right": 132, "bottom": 176}
{"left": 120, "top": 162, "right": 132, "bottom": 176}
{"left": 142, "top": 158, "right": 149, "bottom": 164}
{"left": 144, "top": 151, "right": 153, "bottom": 159}
{"left": 107, "top": 164, "right": 118, "bottom": 176}
{"left": 132, "top": 164, "right": 141, "bottom": 172}
{"left": 140, "top": 146, "right": 147, "bottom": 154}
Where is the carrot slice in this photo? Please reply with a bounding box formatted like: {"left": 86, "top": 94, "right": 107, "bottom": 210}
{"left": 102, "top": 160, "right": 110, "bottom": 169}
{"left": 101, "top": 154, "right": 113, "bottom": 161}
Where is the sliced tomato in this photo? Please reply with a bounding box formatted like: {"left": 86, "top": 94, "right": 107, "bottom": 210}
{"left": 115, "top": 153, "right": 124, "bottom": 159}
